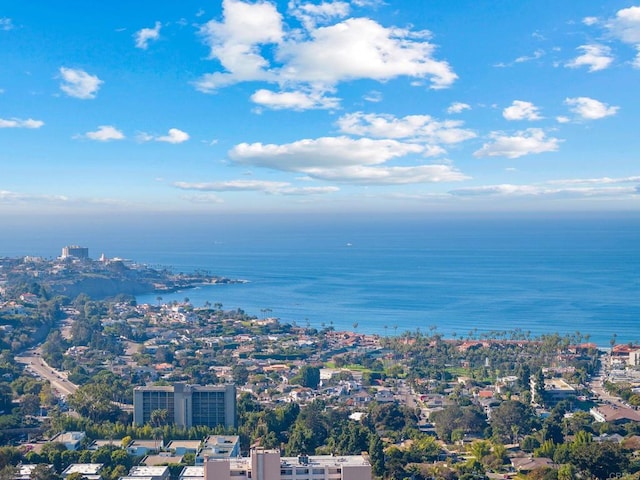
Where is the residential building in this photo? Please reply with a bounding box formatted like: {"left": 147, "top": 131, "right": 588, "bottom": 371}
{"left": 128, "top": 466, "right": 170, "bottom": 480}
{"left": 61, "top": 464, "right": 103, "bottom": 480}
{"left": 195, "top": 435, "right": 240, "bottom": 464}
{"left": 133, "top": 383, "right": 236, "bottom": 428}
{"left": 50, "top": 431, "right": 86, "bottom": 451}
{"left": 203, "top": 449, "right": 371, "bottom": 480}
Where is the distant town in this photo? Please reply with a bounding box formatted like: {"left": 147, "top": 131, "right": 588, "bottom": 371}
{"left": 1, "top": 247, "right": 640, "bottom": 480}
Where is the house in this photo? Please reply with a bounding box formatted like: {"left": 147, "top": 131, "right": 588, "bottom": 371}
{"left": 166, "top": 440, "right": 202, "bottom": 456}
{"left": 126, "top": 439, "right": 163, "bottom": 456}
{"left": 61, "top": 464, "right": 104, "bottom": 480}
{"left": 50, "top": 431, "right": 86, "bottom": 451}
{"left": 511, "top": 457, "right": 557, "bottom": 473}
{"left": 128, "top": 466, "right": 170, "bottom": 480}
{"left": 590, "top": 405, "right": 640, "bottom": 424}
{"left": 195, "top": 436, "right": 240, "bottom": 465}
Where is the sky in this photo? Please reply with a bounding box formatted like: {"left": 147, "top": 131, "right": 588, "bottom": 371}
{"left": 2, "top": 0, "right": 640, "bottom": 216}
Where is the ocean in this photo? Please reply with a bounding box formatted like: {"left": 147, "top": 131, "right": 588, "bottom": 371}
{"left": 1, "top": 212, "right": 639, "bottom": 347}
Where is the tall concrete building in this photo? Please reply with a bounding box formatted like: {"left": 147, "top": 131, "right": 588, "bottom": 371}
{"left": 133, "top": 383, "right": 236, "bottom": 428}
{"left": 61, "top": 245, "right": 89, "bottom": 259}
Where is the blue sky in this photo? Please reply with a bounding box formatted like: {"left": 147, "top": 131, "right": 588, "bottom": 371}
{"left": 1, "top": 0, "right": 640, "bottom": 215}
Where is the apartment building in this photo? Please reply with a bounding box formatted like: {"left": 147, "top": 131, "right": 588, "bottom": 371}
{"left": 133, "top": 383, "right": 236, "bottom": 428}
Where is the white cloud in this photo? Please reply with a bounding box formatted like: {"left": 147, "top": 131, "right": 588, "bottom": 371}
{"left": 447, "top": 102, "right": 471, "bottom": 114}
{"left": 83, "top": 125, "right": 125, "bottom": 141}
{"left": 278, "top": 18, "right": 456, "bottom": 89}
{"left": 231, "top": 136, "right": 421, "bottom": 168}
{"left": 363, "top": 90, "right": 382, "bottom": 102}
{"left": 515, "top": 49, "right": 544, "bottom": 63}
{"left": 546, "top": 175, "right": 640, "bottom": 185}
{"left": 607, "top": 6, "right": 640, "bottom": 44}
{"left": 195, "top": 0, "right": 284, "bottom": 91}
{"left": 251, "top": 88, "right": 340, "bottom": 110}
{"left": 59, "top": 67, "right": 103, "bottom": 99}
{"left": 135, "top": 21, "right": 161, "bottom": 49}
{"left": 0, "top": 190, "right": 69, "bottom": 204}
{"left": 565, "top": 96, "right": 619, "bottom": 120}
{"left": 473, "top": 128, "right": 561, "bottom": 159}
{"left": 337, "top": 112, "right": 476, "bottom": 144}
{"left": 583, "top": 16, "right": 599, "bottom": 26}
{"left": 0, "top": 117, "right": 44, "bottom": 129}
{"left": 1, "top": 17, "right": 13, "bottom": 31}
{"left": 450, "top": 183, "right": 638, "bottom": 198}
{"left": 632, "top": 45, "right": 640, "bottom": 68}
{"left": 502, "top": 100, "right": 543, "bottom": 121}
{"left": 195, "top": 0, "right": 457, "bottom": 99}
{"left": 556, "top": 116, "right": 570, "bottom": 124}
{"left": 288, "top": 0, "right": 351, "bottom": 29}
{"left": 174, "top": 179, "right": 339, "bottom": 195}
{"left": 565, "top": 44, "right": 614, "bottom": 72}
{"left": 228, "top": 136, "right": 467, "bottom": 184}
{"left": 156, "top": 128, "right": 190, "bottom": 143}
{"left": 182, "top": 193, "right": 225, "bottom": 204}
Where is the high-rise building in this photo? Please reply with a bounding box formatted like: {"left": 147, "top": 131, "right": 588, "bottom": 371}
{"left": 133, "top": 383, "right": 236, "bottom": 428}
{"left": 61, "top": 245, "right": 89, "bottom": 259}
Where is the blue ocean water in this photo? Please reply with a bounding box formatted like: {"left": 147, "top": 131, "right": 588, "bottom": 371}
{"left": 1, "top": 213, "right": 638, "bottom": 346}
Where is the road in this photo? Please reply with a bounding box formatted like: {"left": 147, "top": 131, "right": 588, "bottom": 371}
{"left": 14, "top": 348, "right": 78, "bottom": 398}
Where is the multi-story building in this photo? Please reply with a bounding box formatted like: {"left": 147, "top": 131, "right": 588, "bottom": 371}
{"left": 61, "top": 245, "right": 89, "bottom": 259}
{"left": 202, "top": 449, "right": 371, "bottom": 480}
{"left": 133, "top": 383, "right": 236, "bottom": 429}
{"left": 195, "top": 435, "right": 240, "bottom": 464}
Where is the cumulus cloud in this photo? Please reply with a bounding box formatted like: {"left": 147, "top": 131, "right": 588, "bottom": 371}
{"left": 288, "top": 0, "right": 350, "bottom": 29}
{"left": 135, "top": 21, "right": 161, "bottom": 49}
{"left": 0, "top": 17, "right": 13, "bottom": 31}
{"left": 156, "top": 128, "right": 190, "bottom": 143}
{"left": 565, "top": 97, "right": 619, "bottom": 120}
{"left": 0, "top": 117, "right": 44, "bottom": 128}
{"left": 195, "top": 0, "right": 457, "bottom": 107}
{"left": 566, "top": 44, "right": 614, "bottom": 72}
{"left": 251, "top": 88, "right": 340, "bottom": 110}
{"left": 277, "top": 18, "right": 456, "bottom": 88}
{"left": 583, "top": 16, "right": 599, "bottom": 26}
{"left": 447, "top": 102, "right": 471, "bottom": 114}
{"left": 195, "top": 0, "right": 284, "bottom": 91}
{"left": 82, "top": 125, "right": 125, "bottom": 141}
{"left": 503, "top": 100, "right": 543, "bottom": 121}
{"left": 228, "top": 136, "right": 467, "bottom": 184}
{"left": 174, "top": 179, "right": 339, "bottom": 195}
{"left": 59, "top": 67, "right": 103, "bottom": 99}
{"left": 607, "top": 6, "right": 640, "bottom": 44}
{"left": 473, "top": 128, "right": 561, "bottom": 159}
{"left": 337, "top": 112, "right": 476, "bottom": 145}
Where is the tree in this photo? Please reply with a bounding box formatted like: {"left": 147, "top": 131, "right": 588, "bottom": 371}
{"left": 150, "top": 409, "right": 169, "bottom": 427}
{"left": 490, "top": 400, "right": 539, "bottom": 442}
{"left": 369, "top": 434, "right": 385, "bottom": 477}
{"left": 294, "top": 366, "right": 321, "bottom": 389}
{"left": 569, "top": 441, "right": 629, "bottom": 479}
